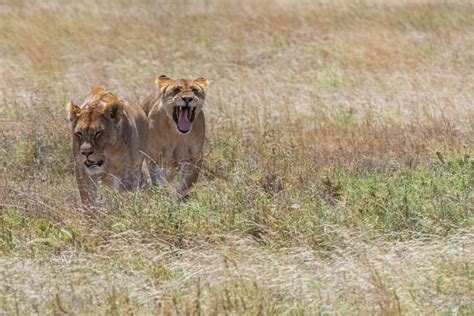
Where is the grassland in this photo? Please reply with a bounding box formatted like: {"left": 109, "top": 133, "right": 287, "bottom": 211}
{"left": 0, "top": 0, "right": 473, "bottom": 314}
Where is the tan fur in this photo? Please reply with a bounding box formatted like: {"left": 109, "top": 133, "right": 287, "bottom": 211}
{"left": 67, "top": 87, "right": 149, "bottom": 206}
{"left": 141, "top": 75, "right": 209, "bottom": 199}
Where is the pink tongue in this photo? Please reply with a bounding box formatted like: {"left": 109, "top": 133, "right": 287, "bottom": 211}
{"left": 178, "top": 108, "right": 192, "bottom": 132}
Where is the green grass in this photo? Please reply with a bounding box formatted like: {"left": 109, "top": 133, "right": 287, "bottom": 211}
{"left": 2, "top": 152, "right": 471, "bottom": 255}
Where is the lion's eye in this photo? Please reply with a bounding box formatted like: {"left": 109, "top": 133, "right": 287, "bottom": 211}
{"left": 172, "top": 87, "right": 181, "bottom": 95}
{"left": 95, "top": 131, "right": 103, "bottom": 140}
{"left": 191, "top": 87, "right": 200, "bottom": 94}
{"left": 75, "top": 132, "right": 82, "bottom": 140}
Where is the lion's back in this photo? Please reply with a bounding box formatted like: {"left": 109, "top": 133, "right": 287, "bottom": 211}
{"left": 140, "top": 89, "right": 161, "bottom": 117}
{"left": 123, "top": 100, "right": 149, "bottom": 157}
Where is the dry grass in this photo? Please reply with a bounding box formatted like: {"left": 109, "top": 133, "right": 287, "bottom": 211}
{"left": 1, "top": 233, "right": 473, "bottom": 314}
{"left": 0, "top": 0, "right": 473, "bottom": 314}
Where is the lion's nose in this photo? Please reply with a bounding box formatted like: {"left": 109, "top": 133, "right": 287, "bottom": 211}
{"left": 80, "top": 143, "right": 93, "bottom": 156}
{"left": 181, "top": 96, "right": 193, "bottom": 104}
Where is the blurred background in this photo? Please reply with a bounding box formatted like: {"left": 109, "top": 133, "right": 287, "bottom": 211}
{"left": 1, "top": 0, "right": 473, "bottom": 314}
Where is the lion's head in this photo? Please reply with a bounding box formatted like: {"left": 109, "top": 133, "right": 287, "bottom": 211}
{"left": 156, "top": 75, "right": 209, "bottom": 134}
{"left": 67, "top": 88, "right": 124, "bottom": 175}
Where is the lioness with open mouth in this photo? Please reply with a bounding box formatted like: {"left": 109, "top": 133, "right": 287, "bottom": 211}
{"left": 141, "top": 75, "right": 209, "bottom": 199}
{"left": 67, "top": 87, "right": 149, "bottom": 206}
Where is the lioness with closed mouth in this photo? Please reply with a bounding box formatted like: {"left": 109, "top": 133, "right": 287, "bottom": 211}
{"left": 141, "top": 75, "right": 209, "bottom": 199}
{"left": 67, "top": 87, "right": 149, "bottom": 206}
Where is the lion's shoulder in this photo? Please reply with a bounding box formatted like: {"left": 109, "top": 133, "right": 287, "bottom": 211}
{"left": 140, "top": 89, "right": 162, "bottom": 116}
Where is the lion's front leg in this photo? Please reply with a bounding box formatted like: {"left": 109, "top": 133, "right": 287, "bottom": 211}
{"left": 75, "top": 162, "right": 100, "bottom": 207}
{"left": 139, "top": 161, "right": 151, "bottom": 190}
{"left": 148, "top": 152, "right": 177, "bottom": 187}
{"left": 121, "top": 168, "right": 144, "bottom": 191}
{"left": 176, "top": 158, "right": 202, "bottom": 200}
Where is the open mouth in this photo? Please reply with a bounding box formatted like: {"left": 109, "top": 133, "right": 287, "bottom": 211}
{"left": 84, "top": 158, "right": 105, "bottom": 169}
{"left": 173, "top": 106, "right": 196, "bottom": 133}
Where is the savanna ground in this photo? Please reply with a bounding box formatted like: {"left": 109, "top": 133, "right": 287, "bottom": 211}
{"left": 1, "top": 0, "right": 473, "bottom": 314}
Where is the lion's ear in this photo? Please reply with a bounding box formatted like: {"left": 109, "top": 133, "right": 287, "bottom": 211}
{"left": 104, "top": 101, "right": 124, "bottom": 124}
{"left": 195, "top": 77, "right": 209, "bottom": 89}
{"left": 101, "top": 92, "right": 118, "bottom": 104}
{"left": 91, "top": 86, "right": 105, "bottom": 97}
{"left": 66, "top": 100, "right": 81, "bottom": 128}
{"left": 155, "top": 75, "right": 173, "bottom": 90}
